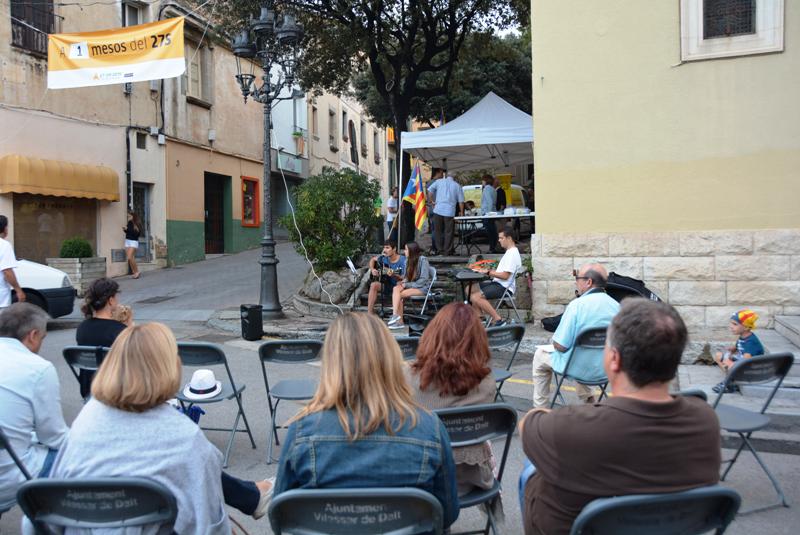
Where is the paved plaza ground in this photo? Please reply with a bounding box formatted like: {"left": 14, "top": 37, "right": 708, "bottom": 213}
{"left": 2, "top": 244, "right": 800, "bottom": 534}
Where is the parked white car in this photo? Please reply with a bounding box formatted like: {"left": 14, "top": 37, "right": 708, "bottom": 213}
{"left": 13, "top": 260, "right": 76, "bottom": 318}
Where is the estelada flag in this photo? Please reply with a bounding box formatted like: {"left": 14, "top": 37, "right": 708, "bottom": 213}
{"left": 402, "top": 162, "right": 428, "bottom": 230}
{"left": 48, "top": 17, "right": 185, "bottom": 89}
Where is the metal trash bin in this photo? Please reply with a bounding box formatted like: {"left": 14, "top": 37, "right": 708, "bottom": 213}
{"left": 241, "top": 304, "right": 263, "bottom": 341}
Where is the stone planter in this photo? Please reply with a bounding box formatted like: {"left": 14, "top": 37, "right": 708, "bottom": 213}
{"left": 46, "top": 257, "right": 107, "bottom": 297}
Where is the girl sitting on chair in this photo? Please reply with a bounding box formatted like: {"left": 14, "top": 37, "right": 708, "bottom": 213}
{"left": 388, "top": 241, "right": 431, "bottom": 330}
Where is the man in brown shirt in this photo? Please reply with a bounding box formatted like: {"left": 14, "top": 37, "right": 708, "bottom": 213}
{"left": 519, "top": 298, "right": 721, "bottom": 535}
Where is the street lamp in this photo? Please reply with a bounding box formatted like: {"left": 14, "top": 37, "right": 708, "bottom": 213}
{"left": 232, "top": 1, "right": 303, "bottom": 319}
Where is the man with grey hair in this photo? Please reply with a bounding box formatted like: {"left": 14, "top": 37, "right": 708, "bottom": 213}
{"left": 520, "top": 299, "right": 720, "bottom": 534}
{"left": 532, "top": 263, "right": 619, "bottom": 408}
{"left": 0, "top": 303, "right": 68, "bottom": 510}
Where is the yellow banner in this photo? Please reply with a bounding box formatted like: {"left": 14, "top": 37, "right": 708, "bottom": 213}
{"left": 48, "top": 17, "right": 185, "bottom": 89}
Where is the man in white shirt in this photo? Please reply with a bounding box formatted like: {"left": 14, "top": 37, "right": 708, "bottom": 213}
{"left": 426, "top": 168, "right": 464, "bottom": 255}
{"left": 470, "top": 226, "right": 522, "bottom": 327}
{"left": 0, "top": 216, "right": 25, "bottom": 307}
{"left": 385, "top": 187, "right": 399, "bottom": 235}
{"left": 0, "top": 303, "right": 67, "bottom": 510}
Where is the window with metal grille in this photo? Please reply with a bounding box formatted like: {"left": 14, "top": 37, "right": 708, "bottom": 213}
{"left": 10, "top": 0, "right": 55, "bottom": 57}
{"left": 704, "top": 0, "right": 755, "bottom": 39}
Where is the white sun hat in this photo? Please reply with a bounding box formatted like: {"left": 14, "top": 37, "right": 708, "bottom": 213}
{"left": 183, "top": 369, "right": 222, "bottom": 400}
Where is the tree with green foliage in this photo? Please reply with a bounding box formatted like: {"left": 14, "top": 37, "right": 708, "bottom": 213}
{"left": 353, "top": 29, "right": 532, "bottom": 128}
{"left": 214, "top": 0, "right": 528, "bottom": 243}
{"left": 279, "top": 167, "right": 381, "bottom": 271}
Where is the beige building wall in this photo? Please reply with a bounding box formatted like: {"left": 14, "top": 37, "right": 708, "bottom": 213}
{"left": 307, "top": 93, "right": 393, "bottom": 200}
{"left": 0, "top": 107, "right": 128, "bottom": 276}
{"left": 531, "top": 0, "right": 800, "bottom": 234}
{"left": 529, "top": 0, "right": 800, "bottom": 328}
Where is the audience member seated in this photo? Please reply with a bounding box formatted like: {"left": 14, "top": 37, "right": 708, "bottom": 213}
{"left": 469, "top": 226, "right": 522, "bottom": 327}
{"left": 0, "top": 303, "right": 68, "bottom": 511}
{"left": 274, "top": 312, "right": 459, "bottom": 528}
{"left": 75, "top": 278, "right": 129, "bottom": 398}
{"left": 44, "top": 323, "right": 273, "bottom": 534}
{"left": 366, "top": 240, "right": 406, "bottom": 315}
{"left": 531, "top": 263, "right": 618, "bottom": 408}
{"left": 406, "top": 302, "right": 503, "bottom": 519}
{"left": 388, "top": 242, "right": 432, "bottom": 330}
{"left": 519, "top": 299, "right": 721, "bottom": 535}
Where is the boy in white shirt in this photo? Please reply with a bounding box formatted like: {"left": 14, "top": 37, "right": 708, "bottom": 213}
{"left": 469, "top": 226, "right": 522, "bottom": 326}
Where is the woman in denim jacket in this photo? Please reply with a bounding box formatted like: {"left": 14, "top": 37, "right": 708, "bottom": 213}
{"left": 274, "top": 312, "right": 459, "bottom": 528}
{"left": 388, "top": 241, "right": 431, "bottom": 330}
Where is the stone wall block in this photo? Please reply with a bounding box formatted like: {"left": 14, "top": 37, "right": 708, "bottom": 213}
{"left": 573, "top": 257, "right": 643, "bottom": 279}
{"left": 547, "top": 281, "right": 577, "bottom": 305}
{"left": 644, "top": 281, "right": 669, "bottom": 301}
{"left": 673, "top": 306, "right": 706, "bottom": 330}
{"left": 541, "top": 234, "right": 608, "bottom": 257}
{"left": 530, "top": 234, "right": 542, "bottom": 258}
{"left": 727, "top": 282, "right": 800, "bottom": 306}
{"left": 532, "top": 281, "right": 566, "bottom": 318}
{"left": 792, "top": 256, "right": 800, "bottom": 280}
{"left": 608, "top": 233, "right": 679, "bottom": 256}
{"left": 716, "top": 255, "right": 790, "bottom": 281}
{"left": 783, "top": 306, "right": 800, "bottom": 316}
{"left": 679, "top": 231, "right": 753, "bottom": 256}
{"left": 754, "top": 229, "right": 800, "bottom": 255}
{"left": 643, "top": 257, "right": 715, "bottom": 280}
{"left": 532, "top": 257, "right": 574, "bottom": 281}
{"left": 705, "top": 305, "right": 782, "bottom": 329}
{"left": 668, "top": 281, "right": 727, "bottom": 305}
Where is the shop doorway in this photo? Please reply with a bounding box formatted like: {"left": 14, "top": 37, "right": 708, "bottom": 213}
{"left": 131, "top": 182, "right": 151, "bottom": 262}
{"left": 204, "top": 173, "right": 227, "bottom": 254}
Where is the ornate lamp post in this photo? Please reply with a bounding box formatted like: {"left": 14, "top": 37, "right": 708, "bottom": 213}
{"left": 232, "top": 1, "right": 303, "bottom": 318}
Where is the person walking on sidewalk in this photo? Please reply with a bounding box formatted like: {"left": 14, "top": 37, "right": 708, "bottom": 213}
{"left": 124, "top": 210, "right": 142, "bottom": 279}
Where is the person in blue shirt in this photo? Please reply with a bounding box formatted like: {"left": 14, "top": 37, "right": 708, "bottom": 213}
{"left": 274, "top": 312, "right": 459, "bottom": 529}
{"left": 366, "top": 240, "right": 406, "bottom": 315}
{"left": 532, "top": 263, "right": 620, "bottom": 408}
{"left": 427, "top": 168, "right": 465, "bottom": 256}
{"left": 713, "top": 309, "right": 765, "bottom": 393}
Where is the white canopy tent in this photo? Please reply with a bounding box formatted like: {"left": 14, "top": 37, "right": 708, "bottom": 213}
{"left": 399, "top": 91, "right": 534, "bottom": 173}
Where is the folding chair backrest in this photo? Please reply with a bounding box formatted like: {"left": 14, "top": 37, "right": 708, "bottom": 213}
{"left": 269, "top": 487, "right": 443, "bottom": 535}
{"left": 563, "top": 326, "right": 608, "bottom": 382}
{"left": 17, "top": 477, "right": 178, "bottom": 531}
{"left": 419, "top": 265, "right": 438, "bottom": 313}
{"left": 62, "top": 346, "right": 108, "bottom": 374}
{"left": 713, "top": 352, "right": 795, "bottom": 410}
{"left": 396, "top": 336, "right": 420, "bottom": 361}
{"left": 258, "top": 340, "right": 323, "bottom": 364}
{"left": 486, "top": 324, "right": 525, "bottom": 351}
{"left": 177, "top": 342, "right": 237, "bottom": 390}
{"left": 434, "top": 403, "right": 517, "bottom": 482}
{"left": 486, "top": 324, "right": 525, "bottom": 370}
{"left": 0, "top": 426, "right": 32, "bottom": 481}
{"left": 569, "top": 485, "right": 741, "bottom": 535}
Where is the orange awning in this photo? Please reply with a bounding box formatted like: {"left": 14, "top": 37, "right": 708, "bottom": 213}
{"left": 0, "top": 154, "right": 120, "bottom": 201}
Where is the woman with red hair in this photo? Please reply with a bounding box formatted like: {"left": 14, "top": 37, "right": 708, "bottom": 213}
{"left": 405, "top": 302, "right": 502, "bottom": 514}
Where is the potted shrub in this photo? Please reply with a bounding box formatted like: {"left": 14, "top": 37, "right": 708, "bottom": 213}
{"left": 47, "top": 237, "right": 106, "bottom": 297}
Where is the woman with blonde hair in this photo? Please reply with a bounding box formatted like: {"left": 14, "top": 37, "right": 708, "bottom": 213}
{"left": 45, "top": 323, "right": 272, "bottom": 534}
{"left": 406, "top": 303, "right": 503, "bottom": 517}
{"left": 274, "top": 312, "right": 459, "bottom": 528}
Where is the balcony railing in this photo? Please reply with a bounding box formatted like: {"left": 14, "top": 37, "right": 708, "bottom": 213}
{"left": 11, "top": 2, "right": 55, "bottom": 57}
